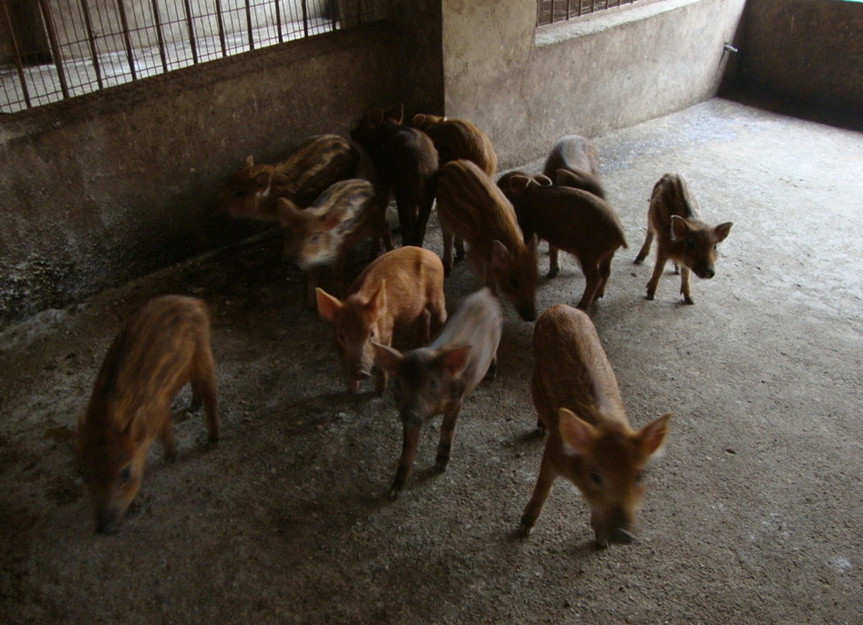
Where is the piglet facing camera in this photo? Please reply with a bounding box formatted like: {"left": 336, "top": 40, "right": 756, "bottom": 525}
{"left": 374, "top": 288, "right": 503, "bottom": 498}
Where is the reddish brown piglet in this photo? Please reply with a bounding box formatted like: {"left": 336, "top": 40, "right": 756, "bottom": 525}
{"left": 435, "top": 160, "right": 539, "bottom": 321}
{"left": 316, "top": 246, "right": 447, "bottom": 395}
{"left": 634, "top": 173, "right": 733, "bottom": 304}
{"left": 373, "top": 288, "right": 503, "bottom": 498}
{"left": 497, "top": 172, "right": 627, "bottom": 310}
{"left": 350, "top": 104, "right": 439, "bottom": 247}
{"left": 278, "top": 179, "right": 394, "bottom": 307}
{"left": 521, "top": 304, "right": 671, "bottom": 547}
{"left": 77, "top": 295, "right": 219, "bottom": 535}
{"left": 542, "top": 135, "right": 606, "bottom": 200}
{"left": 219, "top": 134, "right": 359, "bottom": 220}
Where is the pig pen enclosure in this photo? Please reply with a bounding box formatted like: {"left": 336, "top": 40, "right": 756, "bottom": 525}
{"left": 1, "top": 97, "right": 862, "bottom": 624}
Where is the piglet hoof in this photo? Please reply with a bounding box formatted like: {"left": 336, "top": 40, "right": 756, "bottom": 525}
{"left": 207, "top": 433, "right": 220, "bottom": 446}
{"left": 645, "top": 292, "right": 655, "bottom": 301}
{"left": 683, "top": 295, "right": 695, "bottom": 305}
{"left": 633, "top": 256, "right": 645, "bottom": 265}
{"left": 387, "top": 485, "right": 403, "bottom": 500}
{"left": 546, "top": 268, "right": 559, "bottom": 279}
{"left": 518, "top": 517, "right": 534, "bottom": 538}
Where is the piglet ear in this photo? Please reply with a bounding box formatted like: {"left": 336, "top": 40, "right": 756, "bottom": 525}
{"left": 508, "top": 174, "right": 532, "bottom": 194}
{"left": 412, "top": 113, "right": 426, "bottom": 127}
{"left": 276, "top": 198, "right": 302, "bottom": 226}
{"left": 385, "top": 103, "right": 405, "bottom": 125}
{"left": 244, "top": 155, "right": 255, "bottom": 168}
{"left": 316, "top": 288, "right": 343, "bottom": 322}
{"left": 714, "top": 222, "right": 733, "bottom": 243}
{"left": 437, "top": 344, "right": 472, "bottom": 377}
{"left": 670, "top": 215, "right": 691, "bottom": 241}
{"left": 492, "top": 240, "right": 510, "bottom": 272}
{"left": 367, "top": 279, "right": 387, "bottom": 317}
{"left": 254, "top": 171, "right": 271, "bottom": 193}
{"left": 558, "top": 408, "right": 597, "bottom": 457}
{"left": 372, "top": 342, "right": 403, "bottom": 376}
{"left": 639, "top": 413, "right": 672, "bottom": 458}
{"left": 535, "top": 174, "right": 553, "bottom": 186}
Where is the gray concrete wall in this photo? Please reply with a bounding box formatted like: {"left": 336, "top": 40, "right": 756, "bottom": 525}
{"left": 738, "top": 0, "right": 863, "bottom": 113}
{"left": 442, "top": 0, "right": 747, "bottom": 168}
{"left": 0, "top": 24, "right": 400, "bottom": 327}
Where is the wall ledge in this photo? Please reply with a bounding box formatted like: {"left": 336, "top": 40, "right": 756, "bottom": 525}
{"left": 536, "top": 0, "right": 707, "bottom": 46}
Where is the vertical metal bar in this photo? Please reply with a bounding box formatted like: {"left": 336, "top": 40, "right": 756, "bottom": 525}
{"left": 274, "top": 0, "right": 282, "bottom": 43}
{"left": 182, "top": 0, "right": 198, "bottom": 64}
{"left": 2, "top": 0, "right": 33, "bottom": 109}
{"left": 566, "top": 0, "right": 571, "bottom": 19}
{"left": 301, "top": 0, "right": 308, "bottom": 37}
{"left": 357, "top": 0, "right": 362, "bottom": 26}
{"left": 79, "top": 0, "right": 104, "bottom": 90}
{"left": 150, "top": 0, "right": 168, "bottom": 72}
{"left": 37, "top": 0, "right": 69, "bottom": 99}
{"left": 215, "top": 0, "right": 227, "bottom": 56}
{"left": 114, "top": 0, "right": 137, "bottom": 80}
{"left": 245, "top": 0, "right": 254, "bottom": 51}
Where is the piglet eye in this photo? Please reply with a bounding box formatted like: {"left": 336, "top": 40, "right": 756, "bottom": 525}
{"left": 510, "top": 278, "right": 520, "bottom": 289}
{"left": 589, "top": 471, "right": 603, "bottom": 487}
{"left": 118, "top": 466, "right": 132, "bottom": 484}
{"left": 686, "top": 239, "right": 696, "bottom": 249}
{"left": 635, "top": 471, "right": 645, "bottom": 483}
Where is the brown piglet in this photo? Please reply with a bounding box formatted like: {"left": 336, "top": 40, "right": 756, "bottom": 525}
{"left": 77, "top": 295, "right": 219, "bottom": 534}
{"left": 521, "top": 304, "right": 671, "bottom": 547}
{"left": 542, "top": 135, "right": 606, "bottom": 200}
{"left": 412, "top": 113, "right": 498, "bottom": 263}
{"left": 634, "top": 173, "right": 733, "bottom": 304}
{"left": 373, "top": 288, "right": 503, "bottom": 498}
{"left": 350, "top": 104, "right": 439, "bottom": 247}
{"left": 411, "top": 113, "right": 497, "bottom": 176}
{"left": 278, "top": 178, "right": 394, "bottom": 307}
{"left": 435, "top": 160, "right": 539, "bottom": 321}
{"left": 316, "top": 246, "right": 447, "bottom": 395}
{"left": 498, "top": 172, "right": 627, "bottom": 310}
{"left": 220, "top": 134, "right": 359, "bottom": 220}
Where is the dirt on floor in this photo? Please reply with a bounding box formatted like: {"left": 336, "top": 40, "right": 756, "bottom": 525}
{"left": 1, "top": 98, "right": 861, "bottom": 625}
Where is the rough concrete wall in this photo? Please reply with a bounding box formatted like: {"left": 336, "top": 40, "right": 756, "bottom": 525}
{"left": 0, "top": 25, "right": 399, "bottom": 328}
{"left": 739, "top": 0, "right": 863, "bottom": 112}
{"left": 442, "top": 0, "right": 746, "bottom": 168}
{"left": 390, "top": 0, "right": 444, "bottom": 116}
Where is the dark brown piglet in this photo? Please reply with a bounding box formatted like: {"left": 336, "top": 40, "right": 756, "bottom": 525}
{"left": 521, "top": 304, "right": 671, "bottom": 547}
{"left": 498, "top": 172, "right": 627, "bottom": 310}
{"left": 634, "top": 173, "right": 733, "bottom": 304}
{"left": 350, "top": 104, "right": 439, "bottom": 247}
{"left": 542, "top": 135, "right": 606, "bottom": 200}
{"left": 77, "top": 295, "right": 219, "bottom": 534}
{"left": 435, "top": 160, "right": 539, "bottom": 321}
{"left": 374, "top": 288, "right": 503, "bottom": 498}
{"left": 220, "top": 134, "right": 359, "bottom": 220}
{"left": 316, "top": 246, "right": 447, "bottom": 395}
{"left": 278, "top": 179, "right": 394, "bottom": 307}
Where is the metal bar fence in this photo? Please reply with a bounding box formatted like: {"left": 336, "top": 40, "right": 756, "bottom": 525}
{"left": 0, "top": 0, "right": 388, "bottom": 114}
{"left": 537, "top": 0, "right": 644, "bottom": 26}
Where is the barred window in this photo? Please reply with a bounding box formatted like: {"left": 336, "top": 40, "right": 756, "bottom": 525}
{"left": 0, "top": 1, "right": 386, "bottom": 114}
{"left": 537, "top": 0, "right": 645, "bottom": 26}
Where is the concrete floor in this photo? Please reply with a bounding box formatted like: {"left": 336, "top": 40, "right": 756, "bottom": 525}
{"left": 0, "top": 98, "right": 861, "bottom": 624}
